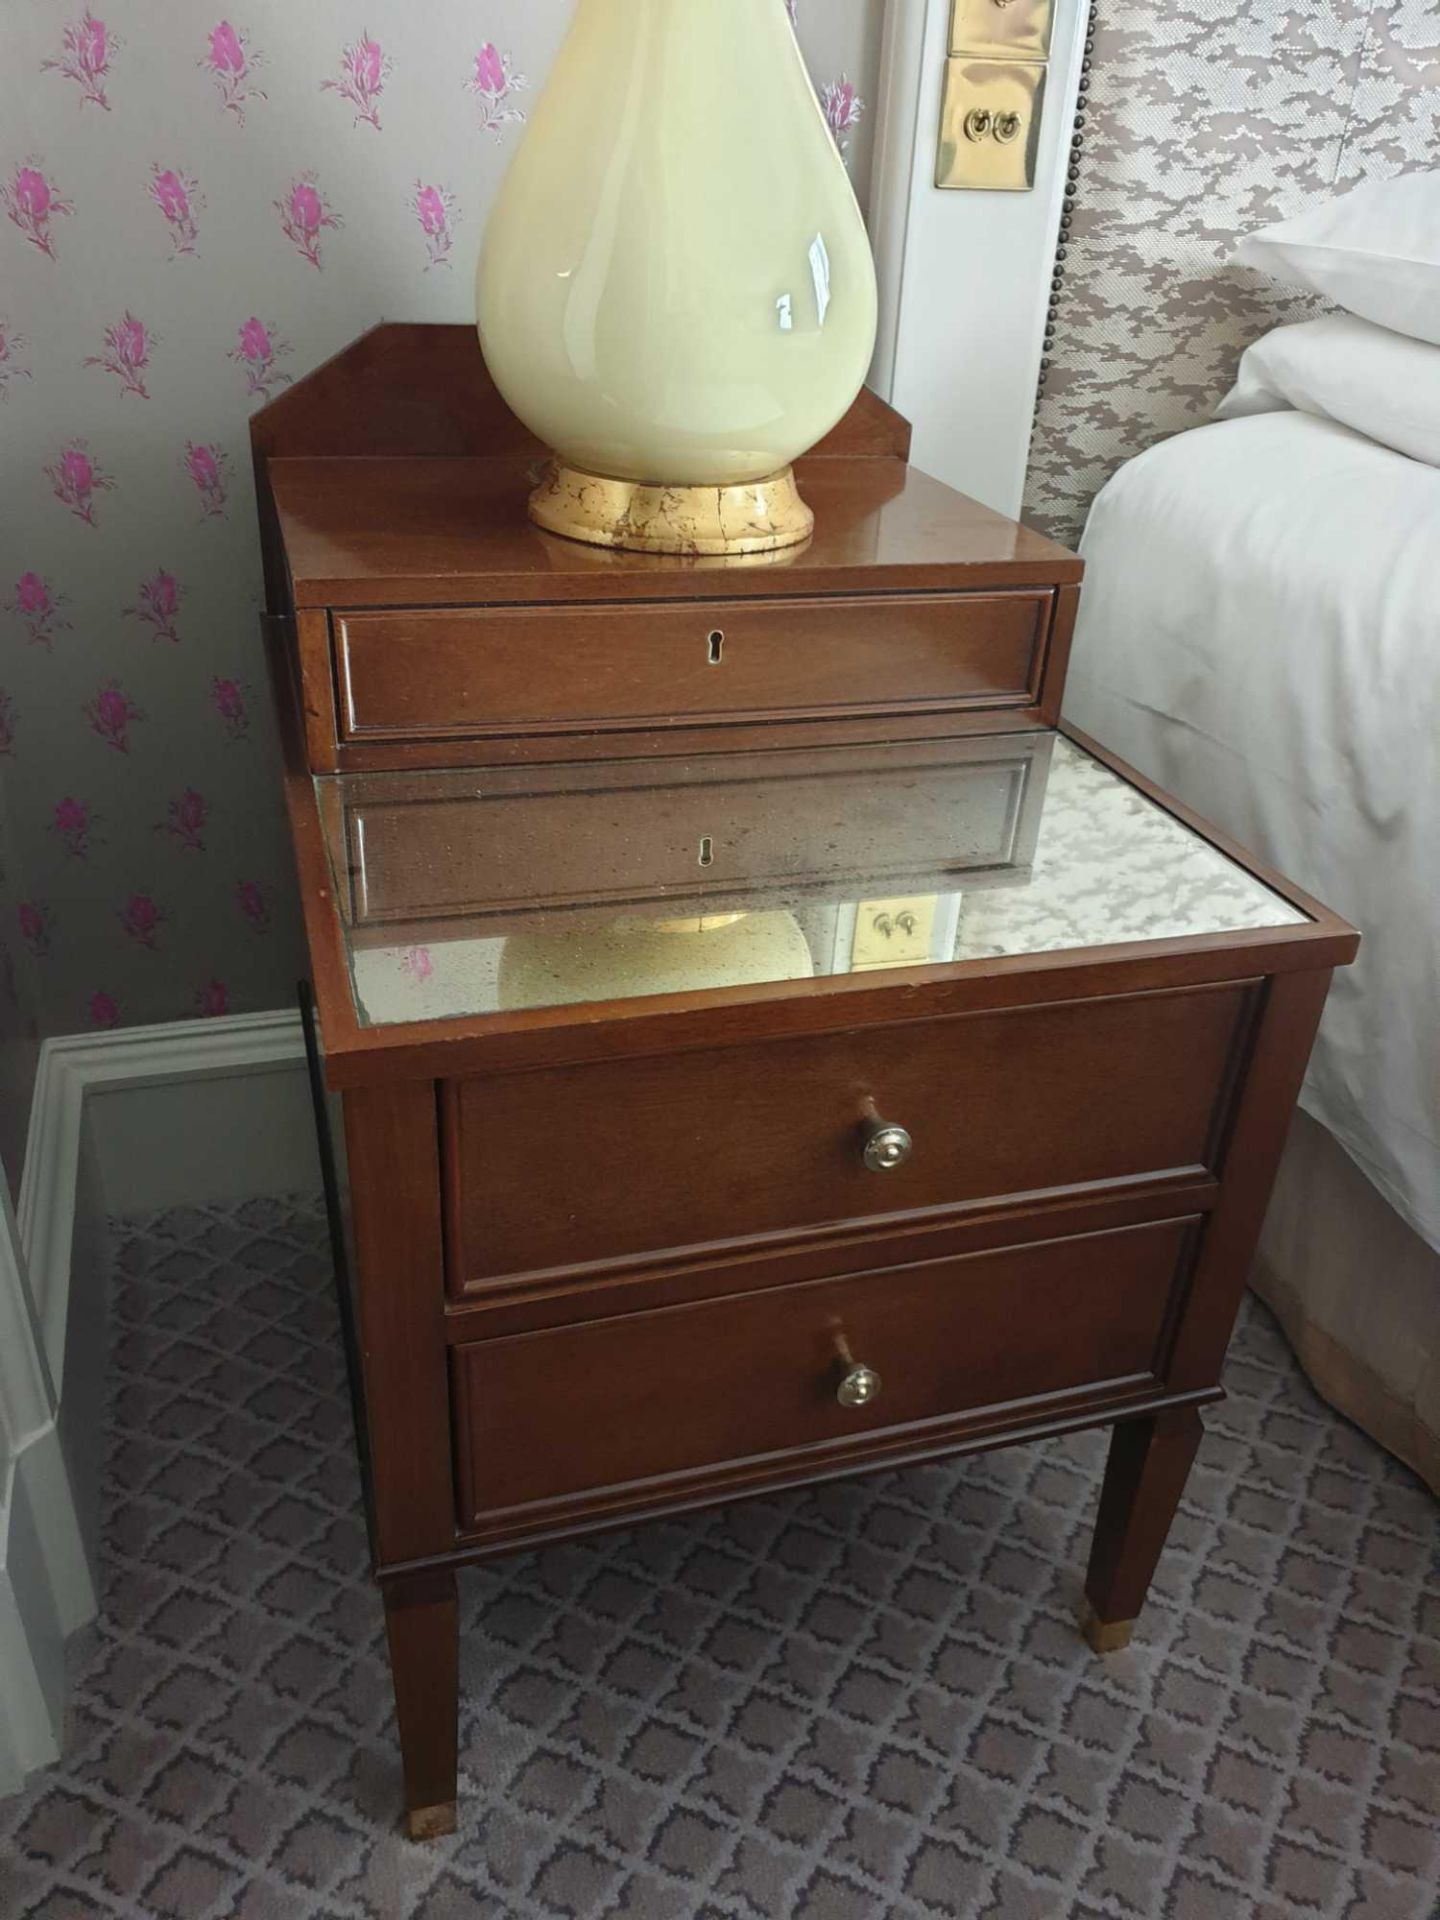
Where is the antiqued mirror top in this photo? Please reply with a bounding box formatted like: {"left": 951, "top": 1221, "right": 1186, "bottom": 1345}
{"left": 315, "top": 734, "right": 1309, "bottom": 1029}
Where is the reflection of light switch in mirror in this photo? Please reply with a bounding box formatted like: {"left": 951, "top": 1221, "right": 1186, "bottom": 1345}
{"left": 850, "top": 896, "right": 942, "bottom": 971}
{"left": 937, "top": 59, "right": 1046, "bottom": 191}
{"left": 950, "top": 0, "right": 1053, "bottom": 61}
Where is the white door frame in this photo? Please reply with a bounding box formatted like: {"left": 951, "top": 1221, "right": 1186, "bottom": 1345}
{"left": 0, "top": 1166, "right": 80, "bottom": 1795}
{"left": 0, "top": 1011, "right": 313, "bottom": 1793}
{"left": 867, "top": 0, "right": 1089, "bottom": 518}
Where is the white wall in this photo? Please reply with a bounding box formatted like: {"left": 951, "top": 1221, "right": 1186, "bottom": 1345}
{"left": 869, "top": 0, "right": 1089, "bottom": 516}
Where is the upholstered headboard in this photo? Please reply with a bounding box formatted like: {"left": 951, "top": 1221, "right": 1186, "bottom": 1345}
{"left": 1023, "top": 1, "right": 1440, "bottom": 545}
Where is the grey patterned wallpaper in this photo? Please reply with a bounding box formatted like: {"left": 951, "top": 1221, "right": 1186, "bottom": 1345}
{"left": 1024, "top": 1, "right": 1440, "bottom": 545}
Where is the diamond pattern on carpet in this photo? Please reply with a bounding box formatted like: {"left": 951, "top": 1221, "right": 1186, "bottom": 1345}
{"left": 1, "top": 1195, "right": 1436, "bottom": 1919}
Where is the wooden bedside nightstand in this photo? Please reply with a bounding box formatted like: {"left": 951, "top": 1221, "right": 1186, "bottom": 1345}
{"left": 254, "top": 328, "right": 1358, "bottom": 1839}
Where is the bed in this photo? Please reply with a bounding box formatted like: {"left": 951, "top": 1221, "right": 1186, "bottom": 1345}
{"left": 1064, "top": 391, "right": 1440, "bottom": 1492}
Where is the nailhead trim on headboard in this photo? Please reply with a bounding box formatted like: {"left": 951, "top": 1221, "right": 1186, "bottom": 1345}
{"left": 1036, "top": 2, "right": 1096, "bottom": 406}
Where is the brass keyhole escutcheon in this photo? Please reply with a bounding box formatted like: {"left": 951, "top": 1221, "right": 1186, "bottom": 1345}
{"left": 992, "top": 110, "right": 1023, "bottom": 144}
{"left": 963, "top": 107, "right": 992, "bottom": 142}
{"left": 707, "top": 630, "right": 724, "bottom": 665}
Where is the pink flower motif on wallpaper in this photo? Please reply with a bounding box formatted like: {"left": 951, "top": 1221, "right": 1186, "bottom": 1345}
{"left": 18, "top": 902, "right": 51, "bottom": 960}
{"left": 119, "top": 892, "right": 167, "bottom": 950}
{"left": 236, "top": 879, "right": 271, "bottom": 933}
{"left": 820, "top": 76, "right": 865, "bottom": 159}
{"left": 157, "top": 788, "right": 207, "bottom": 851}
{"left": 10, "top": 572, "right": 70, "bottom": 647}
{"left": 3, "top": 163, "right": 73, "bottom": 260}
{"left": 195, "top": 978, "right": 229, "bottom": 1017}
{"left": 0, "top": 691, "right": 15, "bottom": 757}
{"left": 89, "top": 988, "right": 120, "bottom": 1029}
{"left": 211, "top": 675, "right": 250, "bottom": 740}
{"left": 322, "top": 31, "right": 391, "bottom": 131}
{"left": 0, "top": 322, "right": 31, "bottom": 399}
{"left": 85, "top": 679, "right": 145, "bottom": 752}
{"left": 125, "top": 568, "right": 183, "bottom": 644}
{"left": 412, "top": 181, "right": 458, "bottom": 270}
{"left": 276, "top": 174, "right": 341, "bottom": 269}
{"left": 150, "top": 166, "right": 203, "bottom": 258}
{"left": 46, "top": 443, "right": 113, "bottom": 524}
{"left": 202, "top": 21, "right": 266, "bottom": 123}
{"left": 229, "top": 315, "right": 291, "bottom": 401}
{"left": 466, "top": 41, "right": 527, "bottom": 139}
{"left": 41, "top": 11, "right": 119, "bottom": 112}
{"left": 52, "top": 796, "right": 99, "bottom": 859}
{"left": 399, "top": 946, "right": 434, "bottom": 985}
{"left": 86, "top": 312, "right": 154, "bottom": 399}
{"left": 184, "top": 440, "right": 230, "bottom": 518}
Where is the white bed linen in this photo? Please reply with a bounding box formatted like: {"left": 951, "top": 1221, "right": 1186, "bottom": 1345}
{"left": 1067, "top": 409, "right": 1440, "bottom": 1250}
{"left": 1215, "top": 315, "right": 1440, "bottom": 468}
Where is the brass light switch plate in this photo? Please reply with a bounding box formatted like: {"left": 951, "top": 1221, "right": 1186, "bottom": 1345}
{"left": 950, "top": 0, "right": 1053, "bottom": 62}
{"left": 936, "top": 58, "right": 1046, "bottom": 191}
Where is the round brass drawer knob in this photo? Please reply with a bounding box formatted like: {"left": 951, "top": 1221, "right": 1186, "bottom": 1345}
{"left": 837, "top": 1363, "right": 882, "bottom": 1409}
{"left": 861, "top": 1121, "right": 912, "bottom": 1173}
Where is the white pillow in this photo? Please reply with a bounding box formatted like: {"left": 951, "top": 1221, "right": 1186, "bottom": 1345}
{"left": 1234, "top": 171, "right": 1440, "bottom": 346}
{"left": 1214, "top": 315, "right": 1440, "bottom": 467}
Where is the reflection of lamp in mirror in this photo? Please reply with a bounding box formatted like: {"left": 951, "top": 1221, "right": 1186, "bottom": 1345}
{"left": 476, "top": 0, "right": 878, "bottom": 557}
{"left": 498, "top": 911, "right": 815, "bottom": 1012}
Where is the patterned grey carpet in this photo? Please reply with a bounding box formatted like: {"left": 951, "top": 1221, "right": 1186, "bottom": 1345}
{"left": 1, "top": 1196, "right": 1436, "bottom": 1920}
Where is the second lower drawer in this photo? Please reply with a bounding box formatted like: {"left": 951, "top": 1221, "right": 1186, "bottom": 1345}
{"left": 451, "top": 1213, "right": 1198, "bottom": 1528}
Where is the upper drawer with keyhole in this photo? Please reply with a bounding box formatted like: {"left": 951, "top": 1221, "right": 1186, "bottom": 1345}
{"left": 327, "top": 591, "right": 1056, "bottom": 760}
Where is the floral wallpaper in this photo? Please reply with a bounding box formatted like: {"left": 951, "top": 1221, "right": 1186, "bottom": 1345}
{"left": 1024, "top": 0, "right": 1440, "bottom": 544}
{"left": 0, "top": 0, "right": 882, "bottom": 1055}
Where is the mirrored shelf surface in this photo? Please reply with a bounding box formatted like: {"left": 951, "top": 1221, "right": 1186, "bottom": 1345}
{"left": 316, "top": 734, "right": 1309, "bottom": 1028}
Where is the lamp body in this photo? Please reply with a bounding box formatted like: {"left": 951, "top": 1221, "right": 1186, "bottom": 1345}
{"left": 476, "top": 0, "right": 878, "bottom": 496}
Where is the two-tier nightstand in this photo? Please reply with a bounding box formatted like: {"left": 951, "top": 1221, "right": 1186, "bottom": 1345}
{"left": 254, "top": 327, "right": 1357, "bottom": 1836}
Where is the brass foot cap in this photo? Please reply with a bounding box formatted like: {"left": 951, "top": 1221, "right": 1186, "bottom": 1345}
{"left": 1080, "top": 1604, "right": 1135, "bottom": 1655}
{"left": 405, "top": 1802, "right": 458, "bottom": 1841}
{"left": 530, "top": 463, "right": 815, "bottom": 557}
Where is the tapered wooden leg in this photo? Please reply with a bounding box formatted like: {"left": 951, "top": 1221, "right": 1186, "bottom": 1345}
{"left": 383, "top": 1569, "right": 459, "bottom": 1838}
{"left": 1081, "top": 1407, "right": 1204, "bottom": 1653}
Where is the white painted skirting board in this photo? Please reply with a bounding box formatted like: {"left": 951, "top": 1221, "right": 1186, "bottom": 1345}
{"left": 18, "top": 1009, "right": 309, "bottom": 1384}
{"left": 2, "top": 1008, "right": 310, "bottom": 1796}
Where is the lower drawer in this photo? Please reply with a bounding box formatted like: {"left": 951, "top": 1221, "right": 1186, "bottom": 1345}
{"left": 451, "top": 1214, "right": 1197, "bottom": 1529}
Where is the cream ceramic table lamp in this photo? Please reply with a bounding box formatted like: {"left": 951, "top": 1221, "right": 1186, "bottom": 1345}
{"left": 476, "top": 0, "right": 878, "bottom": 555}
